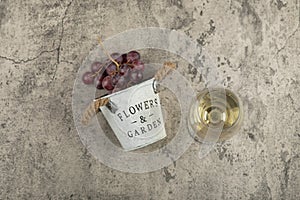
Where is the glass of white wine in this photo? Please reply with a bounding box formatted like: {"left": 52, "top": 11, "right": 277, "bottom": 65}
{"left": 188, "top": 88, "right": 243, "bottom": 145}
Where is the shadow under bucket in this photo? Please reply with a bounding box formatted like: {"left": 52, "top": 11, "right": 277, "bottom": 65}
{"left": 100, "top": 78, "right": 167, "bottom": 151}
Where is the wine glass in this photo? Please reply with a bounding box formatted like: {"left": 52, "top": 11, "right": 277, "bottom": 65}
{"left": 188, "top": 88, "right": 243, "bottom": 158}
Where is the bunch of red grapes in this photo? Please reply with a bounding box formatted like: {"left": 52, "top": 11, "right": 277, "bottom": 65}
{"left": 82, "top": 51, "right": 144, "bottom": 93}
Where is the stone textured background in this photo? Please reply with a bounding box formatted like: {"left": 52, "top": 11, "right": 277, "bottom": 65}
{"left": 0, "top": 0, "right": 299, "bottom": 199}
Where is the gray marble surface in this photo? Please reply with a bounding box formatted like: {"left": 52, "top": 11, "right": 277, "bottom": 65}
{"left": 0, "top": 0, "right": 299, "bottom": 199}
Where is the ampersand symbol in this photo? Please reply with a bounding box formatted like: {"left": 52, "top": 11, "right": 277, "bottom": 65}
{"left": 140, "top": 116, "right": 147, "bottom": 123}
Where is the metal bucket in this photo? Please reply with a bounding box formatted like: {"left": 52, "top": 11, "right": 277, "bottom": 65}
{"left": 100, "top": 78, "right": 167, "bottom": 151}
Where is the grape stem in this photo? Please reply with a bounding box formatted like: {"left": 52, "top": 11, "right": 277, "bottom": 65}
{"left": 89, "top": 72, "right": 98, "bottom": 78}
{"left": 98, "top": 37, "right": 120, "bottom": 71}
{"left": 126, "top": 63, "right": 134, "bottom": 67}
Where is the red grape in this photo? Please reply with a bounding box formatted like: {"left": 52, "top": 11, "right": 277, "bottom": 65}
{"left": 132, "top": 60, "right": 145, "bottom": 71}
{"left": 119, "top": 64, "right": 130, "bottom": 75}
{"left": 102, "top": 69, "right": 108, "bottom": 77}
{"left": 115, "top": 76, "right": 127, "bottom": 88}
{"left": 130, "top": 72, "right": 139, "bottom": 83}
{"left": 111, "top": 74, "right": 121, "bottom": 85}
{"left": 111, "top": 53, "right": 123, "bottom": 63}
{"left": 121, "top": 54, "right": 127, "bottom": 63}
{"left": 137, "top": 72, "right": 143, "bottom": 81}
{"left": 106, "top": 63, "right": 117, "bottom": 75}
{"left": 124, "top": 68, "right": 131, "bottom": 78}
{"left": 82, "top": 72, "right": 95, "bottom": 85}
{"left": 126, "top": 51, "right": 140, "bottom": 62}
{"left": 94, "top": 74, "right": 105, "bottom": 89}
{"left": 91, "top": 62, "right": 102, "bottom": 73}
{"left": 110, "top": 53, "right": 120, "bottom": 59}
{"left": 102, "top": 76, "right": 114, "bottom": 91}
{"left": 130, "top": 71, "right": 143, "bottom": 83}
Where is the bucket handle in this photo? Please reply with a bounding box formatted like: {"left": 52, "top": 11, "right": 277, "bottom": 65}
{"left": 153, "top": 61, "right": 176, "bottom": 93}
{"left": 81, "top": 98, "right": 109, "bottom": 125}
{"left": 81, "top": 62, "right": 177, "bottom": 125}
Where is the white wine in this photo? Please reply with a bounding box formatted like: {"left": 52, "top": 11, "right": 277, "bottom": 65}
{"left": 189, "top": 88, "right": 242, "bottom": 142}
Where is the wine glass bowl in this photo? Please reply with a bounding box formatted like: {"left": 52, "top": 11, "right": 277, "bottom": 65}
{"left": 189, "top": 88, "right": 243, "bottom": 142}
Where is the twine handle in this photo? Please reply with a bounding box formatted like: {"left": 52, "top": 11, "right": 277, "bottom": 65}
{"left": 81, "top": 97, "right": 109, "bottom": 125}
{"left": 154, "top": 62, "right": 177, "bottom": 82}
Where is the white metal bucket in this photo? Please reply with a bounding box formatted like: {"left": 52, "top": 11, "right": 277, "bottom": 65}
{"left": 100, "top": 78, "right": 167, "bottom": 151}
